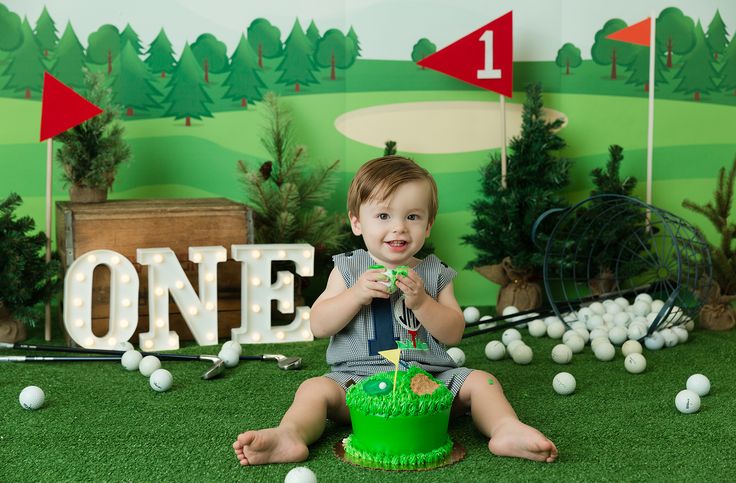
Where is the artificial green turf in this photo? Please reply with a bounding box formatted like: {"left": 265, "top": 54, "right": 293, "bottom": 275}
{"left": 2, "top": 323, "right": 735, "bottom": 482}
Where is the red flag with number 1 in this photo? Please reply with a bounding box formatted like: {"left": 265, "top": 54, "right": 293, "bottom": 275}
{"left": 418, "top": 11, "right": 513, "bottom": 97}
{"left": 39, "top": 72, "right": 103, "bottom": 142}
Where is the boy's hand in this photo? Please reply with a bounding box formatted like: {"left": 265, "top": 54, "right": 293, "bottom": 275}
{"left": 351, "top": 268, "right": 391, "bottom": 305}
{"left": 396, "top": 269, "right": 428, "bottom": 310}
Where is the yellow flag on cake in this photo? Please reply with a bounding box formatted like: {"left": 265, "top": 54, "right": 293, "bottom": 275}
{"left": 379, "top": 349, "right": 402, "bottom": 396}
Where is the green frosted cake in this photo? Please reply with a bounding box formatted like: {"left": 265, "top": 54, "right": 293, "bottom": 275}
{"left": 343, "top": 367, "right": 454, "bottom": 469}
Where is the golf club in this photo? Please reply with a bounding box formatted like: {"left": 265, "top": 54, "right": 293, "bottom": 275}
{"left": 240, "top": 353, "right": 302, "bottom": 370}
{"left": 0, "top": 342, "right": 224, "bottom": 380}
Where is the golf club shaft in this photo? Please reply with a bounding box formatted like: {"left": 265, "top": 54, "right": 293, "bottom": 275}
{"left": 2, "top": 342, "right": 208, "bottom": 362}
{"left": 0, "top": 355, "right": 121, "bottom": 362}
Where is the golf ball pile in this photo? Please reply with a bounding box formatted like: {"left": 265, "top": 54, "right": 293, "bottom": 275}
{"left": 19, "top": 385, "right": 45, "bottom": 410}
{"left": 150, "top": 368, "right": 173, "bottom": 392}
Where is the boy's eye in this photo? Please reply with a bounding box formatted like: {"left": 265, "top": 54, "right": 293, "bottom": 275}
{"left": 407, "top": 214, "right": 419, "bottom": 220}
{"left": 378, "top": 213, "right": 389, "bottom": 220}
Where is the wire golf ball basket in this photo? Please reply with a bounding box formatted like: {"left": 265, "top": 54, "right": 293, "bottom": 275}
{"left": 537, "top": 195, "right": 712, "bottom": 334}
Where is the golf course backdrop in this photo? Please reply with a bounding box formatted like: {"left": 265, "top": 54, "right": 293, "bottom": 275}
{"left": 1, "top": 0, "right": 735, "bottom": 307}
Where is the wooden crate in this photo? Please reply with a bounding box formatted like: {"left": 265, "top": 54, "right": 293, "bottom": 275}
{"left": 55, "top": 198, "right": 253, "bottom": 342}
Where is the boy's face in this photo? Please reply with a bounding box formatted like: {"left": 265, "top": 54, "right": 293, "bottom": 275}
{"left": 349, "top": 180, "right": 433, "bottom": 267}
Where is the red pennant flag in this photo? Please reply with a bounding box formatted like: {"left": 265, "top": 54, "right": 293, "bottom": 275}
{"left": 39, "top": 72, "right": 103, "bottom": 141}
{"left": 418, "top": 11, "right": 513, "bottom": 97}
{"left": 607, "top": 18, "right": 651, "bottom": 47}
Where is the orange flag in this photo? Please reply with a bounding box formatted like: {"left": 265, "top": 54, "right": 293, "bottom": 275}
{"left": 607, "top": 18, "right": 651, "bottom": 47}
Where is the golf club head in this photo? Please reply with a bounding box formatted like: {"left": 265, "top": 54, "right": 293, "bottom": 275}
{"left": 262, "top": 354, "right": 302, "bottom": 370}
{"left": 200, "top": 355, "right": 225, "bottom": 380}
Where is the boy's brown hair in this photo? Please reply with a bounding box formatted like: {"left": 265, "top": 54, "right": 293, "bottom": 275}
{"left": 347, "top": 156, "right": 439, "bottom": 224}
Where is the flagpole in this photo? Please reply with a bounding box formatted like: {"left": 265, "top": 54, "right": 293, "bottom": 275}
{"left": 45, "top": 138, "right": 53, "bottom": 341}
{"left": 500, "top": 95, "right": 507, "bottom": 189}
{"left": 646, "top": 13, "right": 656, "bottom": 207}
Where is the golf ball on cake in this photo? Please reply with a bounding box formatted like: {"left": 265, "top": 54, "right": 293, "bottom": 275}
{"left": 139, "top": 355, "right": 161, "bottom": 376}
{"left": 222, "top": 340, "right": 242, "bottom": 356}
{"left": 447, "top": 347, "right": 466, "bottom": 366}
{"left": 218, "top": 347, "right": 240, "bottom": 368}
{"left": 463, "top": 306, "right": 481, "bottom": 323}
{"left": 121, "top": 350, "right": 143, "bottom": 371}
{"left": 624, "top": 353, "right": 647, "bottom": 374}
{"left": 675, "top": 389, "right": 701, "bottom": 414}
{"left": 284, "top": 466, "right": 317, "bottom": 483}
{"left": 553, "top": 372, "right": 576, "bottom": 395}
{"left": 19, "top": 386, "right": 45, "bottom": 410}
{"left": 484, "top": 340, "right": 506, "bottom": 360}
{"left": 686, "top": 374, "right": 710, "bottom": 396}
{"left": 149, "top": 368, "right": 173, "bottom": 392}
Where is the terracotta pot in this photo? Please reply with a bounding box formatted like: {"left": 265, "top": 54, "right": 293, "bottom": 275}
{"left": 0, "top": 305, "right": 27, "bottom": 343}
{"left": 70, "top": 185, "right": 108, "bottom": 203}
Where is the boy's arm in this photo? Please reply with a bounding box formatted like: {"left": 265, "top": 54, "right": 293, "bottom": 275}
{"left": 408, "top": 282, "right": 465, "bottom": 346}
{"left": 309, "top": 267, "right": 371, "bottom": 338}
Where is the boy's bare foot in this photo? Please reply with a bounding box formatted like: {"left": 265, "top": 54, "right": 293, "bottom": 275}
{"left": 488, "top": 419, "right": 558, "bottom": 463}
{"left": 233, "top": 427, "right": 309, "bottom": 466}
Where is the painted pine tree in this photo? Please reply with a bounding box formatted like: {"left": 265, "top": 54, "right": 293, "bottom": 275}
{"left": 719, "top": 32, "right": 736, "bottom": 96}
{"left": 625, "top": 44, "right": 668, "bottom": 92}
{"left": 145, "top": 28, "right": 176, "bottom": 78}
{"left": 674, "top": 21, "right": 718, "bottom": 101}
{"left": 276, "top": 19, "right": 318, "bottom": 92}
{"left": 120, "top": 23, "right": 143, "bottom": 55}
{"left": 33, "top": 6, "right": 58, "bottom": 58}
{"left": 51, "top": 22, "right": 86, "bottom": 89}
{"left": 163, "top": 44, "right": 213, "bottom": 126}
{"left": 3, "top": 19, "right": 45, "bottom": 99}
{"left": 706, "top": 10, "right": 729, "bottom": 62}
{"left": 347, "top": 26, "right": 361, "bottom": 57}
{"left": 223, "top": 34, "right": 265, "bottom": 108}
{"left": 111, "top": 42, "right": 160, "bottom": 116}
{"left": 306, "top": 20, "right": 320, "bottom": 54}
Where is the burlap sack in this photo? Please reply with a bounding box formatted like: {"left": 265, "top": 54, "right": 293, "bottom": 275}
{"left": 699, "top": 304, "right": 736, "bottom": 331}
{"left": 0, "top": 308, "right": 27, "bottom": 343}
{"left": 589, "top": 268, "right": 616, "bottom": 296}
{"left": 475, "top": 257, "right": 543, "bottom": 315}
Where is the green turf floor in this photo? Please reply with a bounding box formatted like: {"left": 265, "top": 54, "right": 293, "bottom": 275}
{"left": 2, "top": 323, "right": 735, "bottom": 482}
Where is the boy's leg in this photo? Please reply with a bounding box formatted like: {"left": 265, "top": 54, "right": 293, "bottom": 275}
{"left": 233, "top": 376, "right": 349, "bottom": 466}
{"left": 455, "top": 370, "right": 558, "bottom": 463}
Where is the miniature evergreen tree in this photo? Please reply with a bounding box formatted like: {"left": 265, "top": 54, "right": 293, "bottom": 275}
{"left": 0, "top": 193, "right": 60, "bottom": 328}
{"left": 463, "top": 83, "right": 569, "bottom": 312}
{"left": 55, "top": 71, "right": 131, "bottom": 191}
{"left": 238, "top": 92, "right": 346, "bottom": 254}
{"left": 682, "top": 157, "right": 736, "bottom": 330}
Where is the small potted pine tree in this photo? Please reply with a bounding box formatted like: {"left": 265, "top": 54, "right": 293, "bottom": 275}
{"left": 682, "top": 157, "right": 736, "bottom": 331}
{"left": 238, "top": 92, "right": 348, "bottom": 305}
{"left": 0, "top": 193, "right": 60, "bottom": 342}
{"left": 55, "top": 71, "right": 131, "bottom": 202}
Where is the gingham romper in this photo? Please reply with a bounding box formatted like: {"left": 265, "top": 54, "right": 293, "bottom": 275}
{"left": 323, "top": 249, "right": 472, "bottom": 396}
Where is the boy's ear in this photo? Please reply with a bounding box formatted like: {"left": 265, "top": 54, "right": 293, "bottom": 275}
{"left": 425, "top": 221, "right": 433, "bottom": 237}
{"left": 349, "top": 211, "right": 362, "bottom": 236}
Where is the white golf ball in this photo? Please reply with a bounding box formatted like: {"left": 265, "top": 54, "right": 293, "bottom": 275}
{"left": 19, "top": 385, "right": 45, "bottom": 410}
{"left": 284, "top": 466, "right": 317, "bottom": 483}
{"left": 222, "top": 340, "right": 242, "bottom": 356}
{"left": 139, "top": 355, "right": 161, "bottom": 377}
{"left": 478, "top": 315, "right": 496, "bottom": 330}
{"left": 675, "top": 389, "right": 701, "bottom": 414}
{"left": 650, "top": 299, "right": 665, "bottom": 314}
{"left": 553, "top": 372, "right": 576, "bottom": 395}
{"left": 608, "top": 326, "right": 628, "bottom": 345}
{"left": 511, "top": 344, "right": 533, "bottom": 365}
{"left": 463, "top": 306, "right": 481, "bottom": 323}
{"left": 116, "top": 341, "right": 135, "bottom": 351}
{"left": 632, "top": 301, "right": 650, "bottom": 317}
{"left": 501, "top": 328, "right": 522, "bottom": 346}
{"left": 594, "top": 342, "right": 616, "bottom": 362}
{"left": 564, "top": 334, "right": 585, "bottom": 354}
{"left": 547, "top": 321, "right": 566, "bottom": 339}
{"left": 590, "top": 336, "right": 609, "bottom": 351}
{"left": 544, "top": 316, "right": 561, "bottom": 326}
{"left": 644, "top": 332, "right": 665, "bottom": 350}
{"left": 621, "top": 340, "right": 643, "bottom": 357}
{"left": 686, "top": 374, "right": 711, "bottom": 396}
{"left": 149, "top": 368, "right": 173, "bottom": 392}
{"left": 635, "top": 293, "right": 653, "bottom": 304}
{"left": 218, "top": 347, "right": 240, "bottom": 368}
{"left": 613, "top": 312, "right": 630, "bottom": 327}
{"left": 624, "top": 353, "right": 647, "bottom": 374}
{"left": 572, "top": 327, "right": 590, "bottom": 344}
{"left": 588, "top": 302, "right": 605, "bottom": 315}
{"left": 121, "top": 350, "right": 143, "bottom": 371}
{"left": 627, "top": 324, "right": 647, "bottom": 341}
{"left": 484, "top": 340, "right": 506, "bottom": 361}
{"left": 528, "top": 319, "right": 547, "bottom": 337}
{"left": 576, "top": 307, "right": 593, "bottom": 322}
{"left": 605, "top": 303, "right": 622, "bottom": 315}
{"left": 672, "top": 327, "right": 689, "bottom": 343}
{"left": 614, "top": 297, "right": 630, "bottom": 308}
{"left": 661, "top": 329, "right": 678, "bottom": 348}
{"left": 551, "top": 344, "right": 573, "bottom": 364}
{"left": 501, "top": 305, "right": 519, "bottom": 317}
{"left": 506, "top": 339, "right": 525, "bottom": 356}
{"left": 447, "top": 347, "right": 466, "bottom": 366}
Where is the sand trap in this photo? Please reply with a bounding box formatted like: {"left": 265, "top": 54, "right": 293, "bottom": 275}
{"left": 334, "top": 101, "right": 566, "bottom": 154}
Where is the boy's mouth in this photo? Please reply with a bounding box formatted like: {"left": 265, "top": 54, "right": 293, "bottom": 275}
{"left": 386, "top": 240, "right": 408, "bottom": 251}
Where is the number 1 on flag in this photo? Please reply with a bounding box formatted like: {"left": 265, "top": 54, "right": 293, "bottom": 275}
{"left": 477, "top": 31, "right": 502, "bottom": 79}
